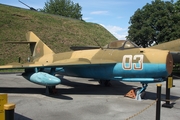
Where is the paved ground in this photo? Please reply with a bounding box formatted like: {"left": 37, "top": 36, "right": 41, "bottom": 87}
{"left": 0, "top": 73, "right": 180, "bottom": 120}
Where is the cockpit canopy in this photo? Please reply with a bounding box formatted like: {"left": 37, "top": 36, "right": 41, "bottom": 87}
{"left": 70, "top": 40, "right": 139, "bottom": 51}
{"left": 103, "top": 40, "right": 139, "bottom": 49}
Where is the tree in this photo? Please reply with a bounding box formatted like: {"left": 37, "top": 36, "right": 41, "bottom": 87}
{"left": 127, "top": 0, "right": 180, "bottom": 47}
{"left": 41, "top": 0, "right": 83, "bottom": 20}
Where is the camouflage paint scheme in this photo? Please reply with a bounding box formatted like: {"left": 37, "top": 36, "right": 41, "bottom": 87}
{"left": 71, "top": 39, "right": 180, "bottom": 64}
{"left": 151, "top": 39, "right": 180, "bottom": 63}
{"left": 0, "top": 32, "right": 173, "bottom": 89}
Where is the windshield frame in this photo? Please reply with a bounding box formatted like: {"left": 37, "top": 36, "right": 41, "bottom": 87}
{"left": 105, "top": 40, "right": 139, "bottom": 49}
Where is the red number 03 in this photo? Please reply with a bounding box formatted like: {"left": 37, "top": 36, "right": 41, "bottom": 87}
{"left": 122, "top": 55, "right": 144, "bottom": 70}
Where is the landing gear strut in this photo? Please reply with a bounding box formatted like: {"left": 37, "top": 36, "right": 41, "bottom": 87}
{"left": 98, "top": 80, "right": 111, "bottom": 87}
{"left": 46, "top": 86, "right": 57, "bottom": 95}
{"left": 45, "top": 68, "right": 58, "bottom": 95}
{"left": 135, "top": 83, "right": 148, "bottom": 100}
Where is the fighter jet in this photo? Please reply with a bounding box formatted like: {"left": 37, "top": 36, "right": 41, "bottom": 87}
{"left": 0, "top": 31, "right": 173, "bottom": 100}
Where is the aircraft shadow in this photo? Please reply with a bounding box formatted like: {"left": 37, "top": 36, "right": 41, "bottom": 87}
{"left": 15, "top": 113, "right": 32, "bottom": 120}
{"left": 0, "top": 87, "right": 73, "bottom": 100}
{"left": 59, "top": 78, "right": 136, "bottom": 96}
{"left": 0, "top": 76, "right": 179, "bottom": 101}
{"left": 60, "top": 78, "right": 180, "bottom": 101}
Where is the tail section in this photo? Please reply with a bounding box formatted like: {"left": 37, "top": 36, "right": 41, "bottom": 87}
{"left": 26, "top": 31, "right": 55, "bottom": 58}
{"left": 151, "top": 39, "right": 180, "bottom": 52}
{"left": 150, "top": 39, "right": 180, "bottom": 64}
{"left": 6, "top": 31, "right": 55, "bottom": 60}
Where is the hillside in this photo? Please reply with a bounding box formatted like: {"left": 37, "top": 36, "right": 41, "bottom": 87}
{"left": 0, "top": 4, "right": 117, "bottom": 65}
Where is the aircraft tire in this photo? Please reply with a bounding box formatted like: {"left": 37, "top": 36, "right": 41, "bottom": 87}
{"left": 98, "top": 80, "right": 111, "bottom": 87}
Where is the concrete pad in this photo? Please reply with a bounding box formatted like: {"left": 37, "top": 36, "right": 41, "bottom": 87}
{"left": 0, "top": 73, "right": 180, "bottom": 120}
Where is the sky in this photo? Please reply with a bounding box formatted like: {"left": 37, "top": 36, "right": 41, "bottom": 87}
{"left": 0, "top": 0, "right": 175, "bottom": 40}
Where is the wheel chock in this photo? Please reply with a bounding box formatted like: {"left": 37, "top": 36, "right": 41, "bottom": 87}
{"left": 124, "top": 89, "right": 136, "bottom": 99}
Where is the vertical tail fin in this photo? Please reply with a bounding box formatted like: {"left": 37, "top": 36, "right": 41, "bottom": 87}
{"left": 151, "top": 39, "right": 180, "bottom": 51}
{"left": 26, "top": 31, "right": 55, "bottom": 58}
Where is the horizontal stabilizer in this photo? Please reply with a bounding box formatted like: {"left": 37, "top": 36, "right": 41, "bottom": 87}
{"left": 0, "top": 62, "right": 22, "bottom": 69}
{"left": 0, "top": 62, "right": 43, "bottom": 69}
{"left": 6, "top": 41, "right": 36, "bottom": 44}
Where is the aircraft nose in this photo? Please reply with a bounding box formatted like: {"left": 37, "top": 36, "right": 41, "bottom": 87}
{"left": 166, "top": 52, "right": 173, "bottom": 75}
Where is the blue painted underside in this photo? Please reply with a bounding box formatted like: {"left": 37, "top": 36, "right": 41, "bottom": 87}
{"left": 60, "top": 63, "right": 168, "bottom": 83}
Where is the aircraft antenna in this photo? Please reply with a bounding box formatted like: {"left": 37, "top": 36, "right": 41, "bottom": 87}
{"left": 94, "top": 39, "right": 103, "bottom": 50}
{"left": 18, "top": 0, "right": 37, "bottom": 11}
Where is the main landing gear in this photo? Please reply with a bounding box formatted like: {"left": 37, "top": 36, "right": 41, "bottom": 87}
{"left": 45, "top": 68, "right": 58, "bottom": 95}
{"left": 46, "top": 86, "right": 57, "bottom": 95}
{"left": 98, "top": 80, "right": 111, "bottom": 87}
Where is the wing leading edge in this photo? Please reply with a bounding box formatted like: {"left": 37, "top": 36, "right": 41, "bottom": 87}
{"left": 0, "top": 58, "right": 116, "bottom": 69}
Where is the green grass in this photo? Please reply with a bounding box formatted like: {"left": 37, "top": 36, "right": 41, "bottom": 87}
{"left": 0, "top": 4, "right": 117, "bottom": 65}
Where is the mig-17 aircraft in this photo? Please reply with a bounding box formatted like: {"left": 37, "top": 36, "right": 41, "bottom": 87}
{"left": 0, "top": 31, "right": 173, "bottom": 100}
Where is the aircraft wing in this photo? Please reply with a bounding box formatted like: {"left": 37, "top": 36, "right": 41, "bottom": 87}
{"left": 0, "top": 58, "right": 116, "bottom": 69}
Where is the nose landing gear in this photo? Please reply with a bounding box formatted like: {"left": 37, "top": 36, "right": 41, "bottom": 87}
{"left": 135, "top": 83, "right": 148, "bottom": 100}
{"left": 125, "top": 83, "right": 148, "bottom": 101}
